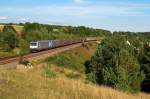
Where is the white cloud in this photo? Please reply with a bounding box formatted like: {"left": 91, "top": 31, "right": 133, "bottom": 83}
{"left": 30, "top": 4, "right": 150, "bottom": 17}
{"left": 0, "top": 16, "right": 7, "bottom": 20}
{"left": 20, "top": 17, "right": 28, "bottom": 21}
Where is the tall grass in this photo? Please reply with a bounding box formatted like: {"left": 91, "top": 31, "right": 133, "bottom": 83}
{"left": 0, "top": 68, "right": 149, "bottom": 99}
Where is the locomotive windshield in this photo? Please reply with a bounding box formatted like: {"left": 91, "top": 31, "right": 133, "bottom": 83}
{"left": 30, "top": 42, "right": 37, "bottom": 46}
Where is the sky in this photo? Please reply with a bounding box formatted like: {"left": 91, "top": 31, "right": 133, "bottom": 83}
{"left": 0, "top": 0, "right": 150, "bottom": 32}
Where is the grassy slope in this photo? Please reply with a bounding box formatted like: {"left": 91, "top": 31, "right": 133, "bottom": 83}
{"left": 0, "top": 68, "right": 149, "bottom": 99}
{"left": 45, "top": 43, "right": 96, "bottom": 73}
{"left": 0, "top": 43, "right": 150, "bottom": 99}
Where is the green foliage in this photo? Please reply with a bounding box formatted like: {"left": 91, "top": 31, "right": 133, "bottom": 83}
{"left": 0, "top": 41, "right": 11, "bottom": 52}
{"left": 23, "top": 23, "right": 54, "bottom": 41}
{"left": 31, "top": 60, "right": 43, "bottom": 66}
{"left": 62, "top": 26, "right": 111, "bottom": 37}
{"left": 138, "top": 32, "right": 150, "bottom": 40}
{"left": 19, "top": 60, "right": 30, "bottom": 66}
{"left": 85, "top": 35, "right": 144, "bottom": 92}
{"left": 43, "top": 67, "right": 57, "bottom": 78}
{"left": 0, "top": 26, "right": 19, "bottom": 50}
{"left": 19, "top": 39, "right": 30, "bottom": 55}
{"left": 113, "top": 31, "right": 150, "bottom": 40}
{"left": 3, "top": 26, "right": 19, "bottom": 48}
{"left": 0, "top": 25, "right": 19, "bottom": 58}
{"left": 12, "top": 48, "right": 20, "bottom": 55}
{"left": 0, "top": 51, "right": 14, "bottom": 58}
{"left": 86, "top": 72, "right": 97, "bottom": 83}
{"left": 140, "top": 44, "right": 150, "bottom": 76}
{"left": 0, "top": 26, "right": 28, "bottom": 57}
{"left": 3, "top": 25, "right": 17, "bottom": 33}
{"left": 140, "top": 43, "right": 150, "bottom": 92}
{"left": 23, "top": 23, "right": 111, "bottom": 40}
{"left": 45, "top": 54, "right": 85, "bottom": 71}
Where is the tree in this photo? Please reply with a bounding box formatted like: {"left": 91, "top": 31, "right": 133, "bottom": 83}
{"left": 19, "top": 39, "right": 30, "bottom": 55}
{"left": 23, "top": 23, "right": 54, "bottom": 41}
{"left": 140, "top": 43, "right": 150, "bottom": 93}
{"left": 0, "top": 26, "right": 19, "bottom": 50}
{"left": 85, "top": 36, "right": 144, "bottom": 92}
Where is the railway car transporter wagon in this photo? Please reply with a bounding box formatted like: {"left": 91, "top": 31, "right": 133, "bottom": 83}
{"left": 30, "top": 40, "right": 54, "bottom": 51}
{"left": 29, "top": 38, "right": 84, "bottom": 52}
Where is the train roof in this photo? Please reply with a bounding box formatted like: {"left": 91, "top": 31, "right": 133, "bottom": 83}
{"left": 30, "top": 40, "right": 54, "bottom": 42}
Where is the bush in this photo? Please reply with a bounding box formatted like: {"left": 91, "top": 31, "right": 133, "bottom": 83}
{"left": 43, "top": 67, "right": 57, "bottom": 78}
{"left": 19, "top": 60, "right": 30, "bottom": 66}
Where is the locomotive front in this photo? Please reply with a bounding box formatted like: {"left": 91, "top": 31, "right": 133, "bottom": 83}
{"left": 30, "top": 41, "right": 39, "bottom": 51}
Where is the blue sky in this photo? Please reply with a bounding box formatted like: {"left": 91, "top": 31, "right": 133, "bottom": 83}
{"left": 0, "top": 0, "right": 150, "bottom": 32}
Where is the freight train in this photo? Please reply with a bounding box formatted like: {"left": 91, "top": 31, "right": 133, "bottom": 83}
{"left": 29, "top": 37, "right": 98, "bottom": 52}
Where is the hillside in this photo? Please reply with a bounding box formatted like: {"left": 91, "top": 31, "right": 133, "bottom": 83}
{"left": 0, "top": 69, "right": 149, "bottom": 99}
{"left": 0, "top": 43, "right": 149, "bottom": 99}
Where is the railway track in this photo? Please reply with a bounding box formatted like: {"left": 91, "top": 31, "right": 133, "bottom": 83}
{"left": 0, "top": 38, "right": 100, "bottom": 68}
{"left": 0, "top": 41, "right": 94, "bottom": 68}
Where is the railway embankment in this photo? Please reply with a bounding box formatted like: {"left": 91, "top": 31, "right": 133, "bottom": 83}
{"left": 0, "top": 41, "right": 98, "bottom": 69}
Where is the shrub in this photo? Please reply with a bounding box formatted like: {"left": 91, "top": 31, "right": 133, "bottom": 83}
{"left": 43, "top": 67, "right": 57, "bottom": 78}
{"left": 19, "top": 60, "right": 30, "bottom": 66}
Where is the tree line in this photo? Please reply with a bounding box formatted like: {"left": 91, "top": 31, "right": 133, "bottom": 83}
{"left": 0, "top": 23, "right": 111, "bottom": 57}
